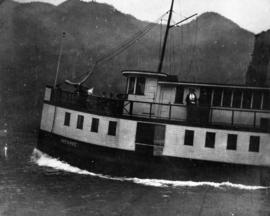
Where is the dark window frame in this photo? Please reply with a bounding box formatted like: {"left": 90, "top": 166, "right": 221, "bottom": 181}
{"left": 108, "top": 121, "right": 117, "bottom": 136}
{"left": 128, "top": 77, "right": 135, "bottom": 94}
{"left": 249, "top": 136, "right": 260, "bottom": 152}
{"left": 252, "top": 91, "right": 262, "bottom": 110}
{"left": 64, "top": 112, "right": 71, "bottom": 126}
{"left": 232, "top": 89, "right": 242, "bottom": 108}
{"left": 205, "top": 132, "right": 215, "bottom": 148}
{"left": 135, "top": 77, "right": 145, "bottom": 95}
{"left": 91, "top": 118, "right": 99, "bottom": 133}
{"left": 222, "top": 89, "right": 233, "bottom": 107}
{"left": 263, "top": 91, "right": 270, "bottom": 110}
{"left": 76, "top": 115, "right": 84, "bottom": 130}
{"left": 174, "top": 86, "right": 184, "bottom": 104}
{"left": 184, "top": 130, "right": 194, "bottom": 146}
{"left": 212, "top": 88, "right": 223, "bottom": 107}
{"left": 227, "top": 134, "right": 237, "bottom": 150}
{"left": 242, "top": 90, "right": 252, "bottom": 109}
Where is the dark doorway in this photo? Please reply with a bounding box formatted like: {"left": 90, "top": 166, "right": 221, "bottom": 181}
{"left": 135, "top": 122, "right": 165, "bottom": 155}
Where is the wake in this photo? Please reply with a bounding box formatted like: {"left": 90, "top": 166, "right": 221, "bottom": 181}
{"left": 31, "top": 148, "right": 268, "bottom": 190}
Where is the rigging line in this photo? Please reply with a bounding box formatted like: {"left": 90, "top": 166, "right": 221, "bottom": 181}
{"left": 97, "top": 24, "right": 156, "bottom": 62}
{"left": 170, "top": 30, "right": 173, "bottom": 74}
{"left": 195, "top": 17, "right": 199, "bottom": 74}
{"left": 65, "top": 12, "right": 168, "bottom": 85}
{"left": 96, "top": 24, "right": 156, "bottom": 63}
{"left": 172, "top": 28, "right": 175, "bottom": 73}
{"left": 159, "top": 18, "right": 163, "bottom": 58}
{"left": 63, "top": 23, "right": 156, "bottom": 85}
{"left": 95, "top": 12, "right": 168, "bottom": 62}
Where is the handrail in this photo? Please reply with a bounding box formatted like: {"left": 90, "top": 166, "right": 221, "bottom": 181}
{"left": 49, "top": 89, "right": 270, "bottom": 131}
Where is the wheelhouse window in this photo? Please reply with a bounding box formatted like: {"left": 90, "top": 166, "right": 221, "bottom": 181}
{"left": 108, "top": 121, "right": 117, "bottom": 136}
{"left": 135, "top": 77, "right": 145, "bottom": 95}
{"left": 200, "top": 88, "right": 212, "bottom": 106}
{"left": 249, "top": 136, "right": 260, "bottom": 152}
{"left": 242, "top": 90, "right": 252, "bottom": 109}
{"left": 91, "top": 118, "right": 99, "bottom": 133}
{"left": 127, "top": 77, "right": 145, "bottom": 95}
{"left": 175, "top": 86, "right": 184, "bottom": 104}
{"left": 205, "top": 132, "right": 215, "bottom": 148}
{"left": 64, "top": 112, "right": 71, "bottom": 126}
{"left": 232, "top": 89, "right": 242, "bottom": 108}
{"left": 184, "top": 130, "right": 194, "bottom": 146}
{"left": 128, "top": 77, "right": 135, "bottom": 94}
{"left": 213, "top": 88, "right": 222, "bottom": 106}
{"left": 227, "top": 134, "right": 237, "bottom": 150}
{"left": 76, "top": 115, "right": 84, "bottom": 130}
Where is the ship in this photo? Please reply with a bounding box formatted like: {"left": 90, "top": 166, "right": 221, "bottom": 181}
{"left": 37, "top": 0, "right": 270, "bottom": 186}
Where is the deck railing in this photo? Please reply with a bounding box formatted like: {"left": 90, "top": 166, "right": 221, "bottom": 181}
{"left": 49, "top": 88, "right": 270, "bottom": 132}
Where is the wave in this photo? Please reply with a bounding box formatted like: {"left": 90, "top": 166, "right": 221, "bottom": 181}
{"left": 31, "top": 148, "right": 269, "bottom": 190}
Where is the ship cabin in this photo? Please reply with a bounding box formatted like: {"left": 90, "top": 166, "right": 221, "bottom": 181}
{"left": 45, "top": 70, "right": 270, "bottom": 133}
{"left": 121, "top": 70, "right": 270, "bottom": 132}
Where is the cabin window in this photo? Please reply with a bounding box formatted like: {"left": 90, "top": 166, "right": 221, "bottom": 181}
{"left": 222, "top": 89, "right": 232, "bottom": 107}
{"left": 212, "top": 88, "right": 222, "bottom": 106}
{"left": 249, "top": 136, "right": 260, "bottom": 152}
{"left": 227, "top": 134, "right": 237, "bottom": 150}
{"left": 108, "top": 121, "right": 117, "bottom": 136}
{"left": 135, "top": 77, "right": 145, "bottom": 95}
{"left": 263, "top": 91, "right": 270, "bottom": 110}
{"left": 175, "top": 86, "right": 184, "bottom": 104}
{"left": 91, "top": 118, "right": 99, "bottom": 133}
{"left": 252, "top": 91, "right": 262, "bottom": 110}
{"left": 128, "top": 77, "right": 135, "bottom": 94}
{"left": 199, "top": 88, "right": 212, "bottom": 106}
{"left": 205, "top": 132, "right": 215, "bottom": 148}
{"left": 184, "top": 130, "right": 194, "bottom": 146}
{"left": 232, "top": 89, "right": 242, "bottom": 108}
{"left": 76, "top": 115, "right": 84, "bottom": 130}
{"left": 242, "top": 90, "right": 252, "bottom": 109}
{"left": 64, "top": 112, "right": 71, "bottom": 126}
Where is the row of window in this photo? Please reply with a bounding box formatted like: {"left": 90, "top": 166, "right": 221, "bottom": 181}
{"left": 64, "top": 112, "right": 117, "bottom": 136}
{"left": 184, "top": 130, "right": 260, "bottom": 153}
{"left": 174, "top": 86, "right": 270, "bottom": 110}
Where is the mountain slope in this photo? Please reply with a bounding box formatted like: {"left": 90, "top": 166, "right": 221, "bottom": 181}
{"left": 0, "top": 0, "right": 256, "bottom": 130}
{"left": 246, "top": 30, "right": 270, "bottom": 86}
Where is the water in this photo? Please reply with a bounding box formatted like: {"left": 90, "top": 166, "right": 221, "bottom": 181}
{"left": 0, "top": 134, "right": 270, "bottom": 216}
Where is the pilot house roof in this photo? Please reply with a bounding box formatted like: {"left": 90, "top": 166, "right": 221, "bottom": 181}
{"left": 122, "top": 70, "right": 168, "bottom": 78}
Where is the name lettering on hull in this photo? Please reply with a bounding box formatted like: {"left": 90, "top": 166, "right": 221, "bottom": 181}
{"left": 61, "top": 138, "right": 77, "bottom": 147}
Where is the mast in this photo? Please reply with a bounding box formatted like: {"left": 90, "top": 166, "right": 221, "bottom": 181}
{"left": 157, "top": 0, "right": 175, "bottom": 73}
{"left": 54, "top": 32, "right": 65, "bottom": 89}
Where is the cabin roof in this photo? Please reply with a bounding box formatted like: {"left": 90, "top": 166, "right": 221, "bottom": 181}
{"left": 122, "top": 70, "right": 168, "bottom": 78}
{"left": 158, "top": 81, "right": 270, "bottom": 90}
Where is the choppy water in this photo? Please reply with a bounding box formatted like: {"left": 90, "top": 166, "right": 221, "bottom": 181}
{"left": 0, "top": 134, "right": 270, "bottom": 216}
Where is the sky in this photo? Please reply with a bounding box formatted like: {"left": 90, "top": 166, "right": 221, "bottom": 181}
{"left": 15, "top": 0, "right": 270, "bottom": 34}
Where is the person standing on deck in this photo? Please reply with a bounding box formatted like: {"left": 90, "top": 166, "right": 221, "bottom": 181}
{"left": 186, "top": 88, "right": 197, "bottom": 105}
{"left": 186, "top": 88, "right": 198, "bottom": 122}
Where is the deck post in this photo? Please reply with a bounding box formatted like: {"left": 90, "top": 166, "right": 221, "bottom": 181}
{"left": 231, "top": 110, "right": 234, "bottom": 126}
{"left": 254, "top": 112, "right": 257, "bottom": 128}
{"left": 169, "top": 104, "right": 172, "bottom": 120}
{"left": 129, "top": 101, "right": 133, "bottom": 116}
{"left": 150, "top": 103, "right": 153, "bottom": 118}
